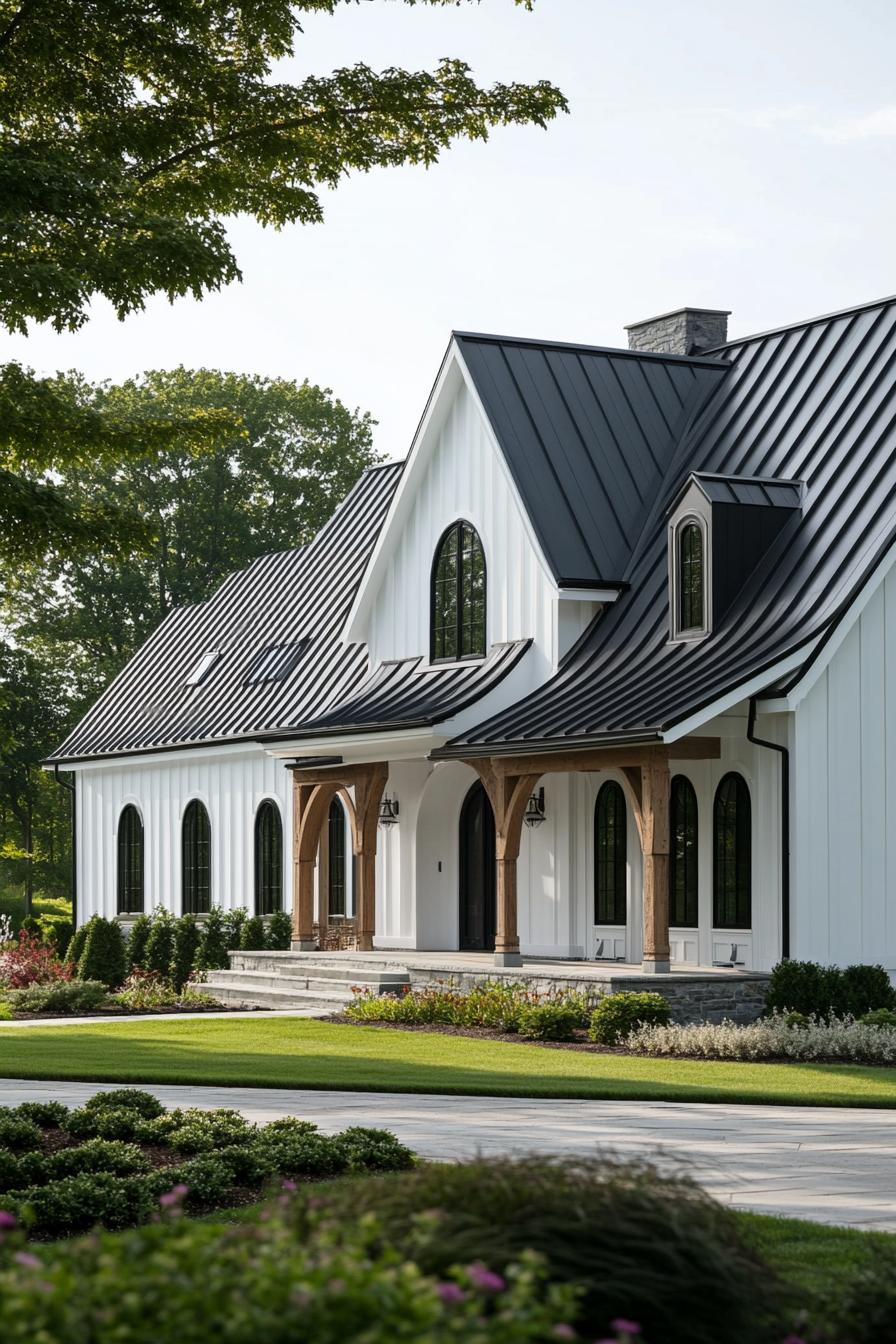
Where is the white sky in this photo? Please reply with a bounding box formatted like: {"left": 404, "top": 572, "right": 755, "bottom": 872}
{"left": 6, "top": 0, "right": 896, "bottom": 458}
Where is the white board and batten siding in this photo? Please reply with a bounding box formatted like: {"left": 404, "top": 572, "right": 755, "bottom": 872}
{"left": 76, "top": 746, "right": 292, "bottom": 921}
{"left": 367, "top": 380, "right": 565, "bottom": 677}
{"left": 793, "top": 571, "right": 896, "bottom": 971}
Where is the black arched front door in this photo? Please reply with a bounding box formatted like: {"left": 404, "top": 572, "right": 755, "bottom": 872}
{"left": 459, "top": 781, "right": 496, "bottom": 951}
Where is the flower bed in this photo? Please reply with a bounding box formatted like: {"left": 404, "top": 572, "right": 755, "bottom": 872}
{"left": 0, "top": 1088, "right": 414, "bottom": 1237}
{"left": 345, "top": 981, "right": 597, "bottom": 1041}
{"left": 626, "top": 1012, "right": 896, "bottom": 1063}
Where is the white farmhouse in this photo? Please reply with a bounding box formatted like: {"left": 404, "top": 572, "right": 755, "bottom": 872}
{"left": 49, "top": 298, "right": 896, "bottom": 980}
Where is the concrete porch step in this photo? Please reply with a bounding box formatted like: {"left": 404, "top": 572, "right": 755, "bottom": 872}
{"left": 227, "top": 952, "right": 409, "bottom": 989}
{"left": 205, "top": 970, "right": 391, "bottom": 998}
{"left": 200, "top": 981, "right": 347, "bottom": 1013}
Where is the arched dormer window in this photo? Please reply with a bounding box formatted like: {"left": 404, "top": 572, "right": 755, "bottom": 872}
{"left": 678, "top": 520, "right": 706, "bottom": 634}
{"left": 182, "top": 800, "right": 211, "bottom": 914}
{"left": 669, "top": 776, "right": 698, "bottom": 927}
{"left": 713, "top": 773, "right": 751, "bottom": 929}
{"left": 431, "top": 520, "right": 486, "bottom": 662}
{"left": 594, "top": 781, "right": 627, "bottom": 925}
{"left": 117, "top": 805, "right": 144, "bottom": 914}
{"left": 254, "top": 800, "right": 282, "bottom": 916}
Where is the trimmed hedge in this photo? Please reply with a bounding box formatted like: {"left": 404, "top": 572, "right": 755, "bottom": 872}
{"left": 765, "top": 959, "right": 896, "bottom": 1018}
{"left": 77, "top": 917, "right": 127, "bottom": 988}
{"left": 588, "top": 991, "right": 671, "bottom": 1045}
{"left": 0, "top": 1088, "right": 415, "bottom": 1238}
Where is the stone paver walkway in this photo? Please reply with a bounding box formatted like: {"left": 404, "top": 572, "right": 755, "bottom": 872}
{"left": 1, "top": 1078, "right": 895, "bottom": 1230}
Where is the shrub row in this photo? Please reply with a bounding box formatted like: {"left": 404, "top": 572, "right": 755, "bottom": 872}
{"left": 765, "top": 959, "right": 896, "bottom": 1018}
{"left": 0, "top": 1088, "right": 415, "bottom": 1237}
{"left": 346, "top": 980, "right": 597, "bottom": 1040}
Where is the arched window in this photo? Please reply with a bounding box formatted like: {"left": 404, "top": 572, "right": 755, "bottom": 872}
{"left": 254, "top": 800, "right": 282, "bottom": 916}
{"left": 182, "top": 800, "right": 211, "bottom": 914}
{"left": 594, "top": 781, "right": 627, "bottom": 925}
{"left": 678, "top": 521, "right": 705, "bottom": 632}
{"left": 713, "top": 773, "right": 751, "bottom": 929}
{"left": 669, "top": 776, "right": 698, "bottom": 927}
{"left": 431, "top": 520, "right": 486, "bottom": 662}
{"left": 117, "top": 805, "right": 144, "bottom": 914}
{"left": 328, "top": 797, "right": 347, "bottom": 918}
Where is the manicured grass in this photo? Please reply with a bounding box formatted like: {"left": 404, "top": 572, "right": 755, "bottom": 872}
{"left": 1, "top": 1017, "right": 896, "bottom": 1104}
{"left": 740, "top": 1210, "right": 895, "bottom": 1299}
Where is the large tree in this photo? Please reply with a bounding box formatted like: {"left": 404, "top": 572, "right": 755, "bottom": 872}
{"left": 0, "top": 0, "right": 566, "bottom": 559}
{"left": 5, "top": 366, "right": 378, "bottom": 703}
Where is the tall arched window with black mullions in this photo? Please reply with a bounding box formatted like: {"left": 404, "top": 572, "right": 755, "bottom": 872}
{"left": 254, "top": 800, "right": 282, "bottom": 916}
{"left": 182, "top": 800, "right": 211, "bottom": 914}
{"left": 678, "top": 521, "right": 705, "bottom": 632}
{"left": 328, "top": 797, "right": 347, "bottom": 918}
{"left": 594, "top": 781, "right": 627, "bottom": 925}
{"left": 431, "top": 520, "right": 486, "bottom": 662}
{"left": 669, "top": 776, "right": 698, "bottom": 927}
{"left": 117, "top": 805, "right": 144, "bottom": 914}
{"left": 713, "top": 773, "right": 751, "bottom": 929}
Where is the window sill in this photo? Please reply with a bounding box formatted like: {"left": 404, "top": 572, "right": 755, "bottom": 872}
{"left": 423, "top": 655, "right": 487, "bottom": 672}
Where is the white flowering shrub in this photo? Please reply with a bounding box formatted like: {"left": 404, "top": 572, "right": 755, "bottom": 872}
{"left": 0, "top": 914, "right": 13, "bottom": 949}
{"left": 627, "top": 1011, "right": 896, "bottom": 1063}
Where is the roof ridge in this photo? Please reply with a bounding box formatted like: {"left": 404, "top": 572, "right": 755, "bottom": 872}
{"left": 453, "top": 329, "right": 729, "bottom": 369}
{"left": 706, "top": 293, "right": 896, "bottom": 353}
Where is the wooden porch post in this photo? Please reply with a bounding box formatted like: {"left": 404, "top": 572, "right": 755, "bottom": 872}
{"left": 469, "top": 763, "right": 540, "bottom": 967}
{"left": 292, "top": 779, "right": 339, "bottom": 951}
{"left": 624, "top": 751, "right": 671, "bottom": 974}
{"left": 351, "top": 765, "right": 388, "bottom": 953}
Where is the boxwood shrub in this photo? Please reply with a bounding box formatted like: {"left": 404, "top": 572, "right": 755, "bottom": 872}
{"left": 588, "top": 991, "right": 671, "bottom": 1045}
{"left": 0, "top": 1090, "right": 415, "bottom": 1238}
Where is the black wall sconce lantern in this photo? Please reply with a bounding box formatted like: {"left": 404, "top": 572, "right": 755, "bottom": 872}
{"left": 523, "top": 787, "right": 546, "bottom": 828}
{"left": 378, "top": 794, "right": 400, "bottom": 827}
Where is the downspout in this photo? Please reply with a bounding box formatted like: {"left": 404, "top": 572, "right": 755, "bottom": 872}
{"left": 53, "top": 766, "right": 77, "bottom": 930}
{"left": 747, "top": 698, "right": 789, "bottom": 960}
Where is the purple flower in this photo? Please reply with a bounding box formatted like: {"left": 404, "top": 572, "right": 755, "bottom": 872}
{"left": 281, "top": 1179, "right": 297, "bottom": 1192}
{"left": 14, "top": 1252, "right": 41, "bottom": 1269}
{"left": 782, "top": 1337, "right": 807, "bottom": 1344}
{"left": 467, "top": 1262, "right": 507, "bottom": 1293}
{"left": 610, "top": 1322, "right": 642, "bottom": 1337}
{"left": 158, "top": 1183, "right": 189, "bottom": 1208}
{"left": 0, "top": 1211, "right": 17, "bottom": 1229}
{"left": 552, "top": 1327, "right": 576, "bottom": 1339}
{"left": 436, "top": 1282, "right": 467, "bottom": 1303}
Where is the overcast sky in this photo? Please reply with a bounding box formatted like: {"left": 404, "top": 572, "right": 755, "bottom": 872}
{"left": 7, "top": 0, "right": 896, "bottom": 458}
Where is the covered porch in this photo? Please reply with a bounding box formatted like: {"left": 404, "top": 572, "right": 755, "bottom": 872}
{"left": 286, "top": 738, "right": 724, "bottom": 976}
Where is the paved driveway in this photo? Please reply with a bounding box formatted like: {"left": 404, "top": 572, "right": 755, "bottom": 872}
{"left": 2, "top": 1078, "right": 895, "bottom": 1231}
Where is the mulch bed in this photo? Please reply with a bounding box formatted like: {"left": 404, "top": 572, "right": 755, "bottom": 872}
{"left": 327, "top": 1014, "right": 894, "bottom": 1068}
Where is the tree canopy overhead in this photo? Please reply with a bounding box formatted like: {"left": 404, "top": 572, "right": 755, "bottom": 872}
{"left": 0, "top": 0, "right": 566, "bottom": 334}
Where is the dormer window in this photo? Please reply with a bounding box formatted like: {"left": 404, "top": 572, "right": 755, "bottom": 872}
{"left": 669, "top": 515, "right": 710, "bottom": 642}
{"left": 184, "top": 650, "right": 220, "bottom": 686}
{"left": 431, "top": 520, "right": 486, "bottom": 662}
{"left": 678, "top": 521, "right": 706, "bottom": 633}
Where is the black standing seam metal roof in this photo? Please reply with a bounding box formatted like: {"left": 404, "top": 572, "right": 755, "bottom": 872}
{"left": 454, "top": 333, "right": 728, "bottom": 586}
{"left": 442, "top": 295, "right": 896, "bottom": 754}
{"left": 683, "top": 473, "right": 803, "bottom": 510}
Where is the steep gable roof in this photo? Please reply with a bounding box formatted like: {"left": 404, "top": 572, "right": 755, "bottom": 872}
{"left": 455, "top": 332, "right": 727, "bottom": 585}
{"left": 443, "top": 296, "right": 896, "bottom": 753}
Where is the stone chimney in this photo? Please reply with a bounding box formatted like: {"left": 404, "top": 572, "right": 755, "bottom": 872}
{"left": 624, "top": 307, "right": 730, "bottom": 356}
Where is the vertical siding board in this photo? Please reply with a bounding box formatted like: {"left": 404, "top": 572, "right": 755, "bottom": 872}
{"left": 860, "top": 586, "right": 887, "bottom": 961}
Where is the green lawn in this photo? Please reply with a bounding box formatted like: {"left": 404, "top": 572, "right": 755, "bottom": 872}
{"left": 1, "top": 1016, "right": 896, "bottom": 1104}
{"left": 741, "top": 1210, "right": 895, "bottom": 1300}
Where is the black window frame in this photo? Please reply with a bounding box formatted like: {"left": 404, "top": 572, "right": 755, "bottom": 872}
{"left": 678, "top": 520, "right": 705, "bottom": 633}
{"left": 712, "top": 772, "right": 752, "bottom": 929}
{"left": 669, "top": 775, "right": 698, "bottom": 928}
{"left": 182, "top": 799, "right": 211, "bottom": 915}
{"left": 430, "top": 519, "right": 487, "bottom": 663}
{"left": 594, "top": 781, "right": 627, "bottom": 925}
{"left": 254, "top": 799, "right": 283, "bottom": 916}
{"left": 116, "top": 804, "right": 144, "bottom": 915}
{"left": 328, "top": 797, "right": 347, "bottom": 918}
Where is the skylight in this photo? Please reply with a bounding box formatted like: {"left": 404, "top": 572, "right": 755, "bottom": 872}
{"left": 184, "top": 650, "right": 220, "bottom": 687}
{"left": 244, "top": 640, "right": 309, "bottom": 686}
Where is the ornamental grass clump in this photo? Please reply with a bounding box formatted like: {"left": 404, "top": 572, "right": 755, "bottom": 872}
{"left": 296, "top": 1155, "right": 780, "bottom": 1344}
{"left": 626, "top": 1011, "right": 896, "bottom": 1063}
{"left": 2, "top": 979, "right": 108, "bottom": 1016}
